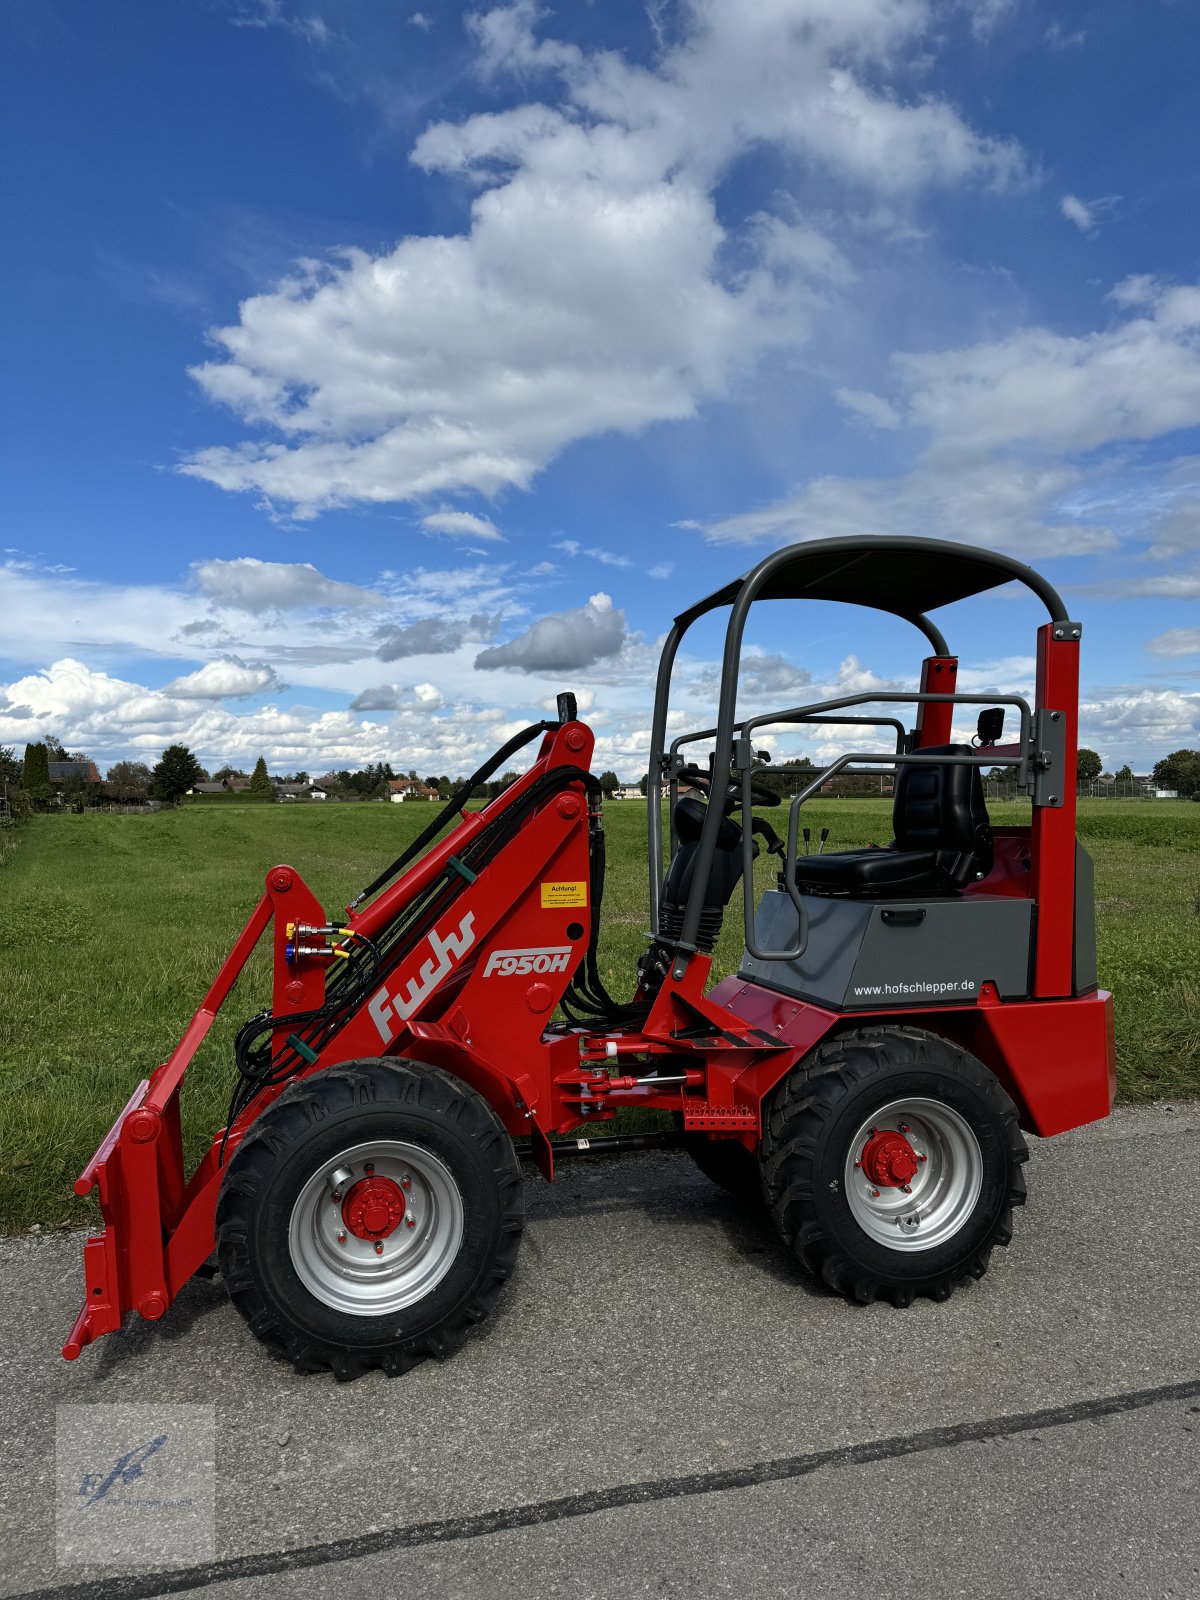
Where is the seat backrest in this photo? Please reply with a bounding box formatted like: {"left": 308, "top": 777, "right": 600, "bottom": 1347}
{"left": 892, "top": 744, "right": 993, "bottom": 888}
{"left": 658, "top": 794, "right": 748, "bottom": 952}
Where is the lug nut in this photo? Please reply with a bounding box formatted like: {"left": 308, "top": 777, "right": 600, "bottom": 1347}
{"left": 901, "top": 1184, "right": 912, "bottom": 1194}
{"left": 918, "top": 1153, "right": 928, "bottom": 1163}
{"left": 374, "top": 1241, "right": 384, "bottom": 1255}
{"left": 868, "top": 1187, "right": 881, "bottom": 1198}
{"left": 405, "top": 1216, "right": 416, "bottom": 1229}
{"left": 337, "top": 1231, "right": 346, "bottom": 1245}
{"left": 401, "top": 1175, "right": 411, "bottom": 1190}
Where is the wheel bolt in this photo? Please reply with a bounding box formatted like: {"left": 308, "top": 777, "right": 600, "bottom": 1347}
{"left": 902, "top": 1184, "right": 912, "bottom": 1194}
{"left": 405, "top": 1216, "right": 416, "bottom": 1229}
{"left": 336, "top": 1231, "right": 346, "bottom": 1245}
{"left": 853, "top": 1160, "right": 861, "bottom": 1169}
{"left": 899, "top": 1123, "right": 909, "bottom": 1134}
{"left": 918, "top": 1153, "right": 927, "bottom": 1163}
{"left": 365, "top": 1162, "right": 375, "bottom": 1175}
{"left": 401, "top": 1175, "right": 411, "bottom": 1190}
{"left": 374, "top": 1241, "right": 384, "bottom": 1255}
{"left": 868, "top": 1187, "right": 880, "bottom": 1198}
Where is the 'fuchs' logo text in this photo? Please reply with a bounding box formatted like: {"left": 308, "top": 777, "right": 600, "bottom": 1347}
{"left": 367, "top": 912, "right": 476, "bottom": 1040}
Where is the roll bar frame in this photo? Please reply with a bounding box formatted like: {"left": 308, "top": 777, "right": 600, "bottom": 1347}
{"left": 737, "top": 693, "right": 1032, "bottom": 963}
{"left": 645, "top": 536, "right": 1073, "bottom": 971}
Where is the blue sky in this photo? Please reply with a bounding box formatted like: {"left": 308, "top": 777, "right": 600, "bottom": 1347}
{"left": 2, "top": 0, "right": 1198, "bottom": 779}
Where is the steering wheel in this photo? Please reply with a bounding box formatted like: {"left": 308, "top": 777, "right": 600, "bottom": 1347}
{"left": 677, "top": 765, "right": 780, "bottom": 809}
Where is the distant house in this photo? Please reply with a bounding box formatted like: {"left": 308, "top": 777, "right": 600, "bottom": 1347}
{"left": 610, "top": 783, "right": 698, "bottom": 799}
{"left": 388, "top": 779, "right": 439, "bottom": 803}
{"left": 1130, "top": 774, "right": 1178, "bottom": 799}
{"left": 276, "top": 781, "right": 329, "bottom": 801}
{"left": 185, "top": 776, "right": 254, "bottom": 797}
{"left": 48, "top": 761, "right": 101, "bottom": 785}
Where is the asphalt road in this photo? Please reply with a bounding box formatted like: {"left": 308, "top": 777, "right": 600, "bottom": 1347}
{"left": 2, "top": 1103, "right": 1198, "bottom": 1599}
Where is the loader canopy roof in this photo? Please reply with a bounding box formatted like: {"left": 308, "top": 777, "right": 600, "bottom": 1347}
{"left": 674, "top": 535, "right": 1070, "bottom": 651}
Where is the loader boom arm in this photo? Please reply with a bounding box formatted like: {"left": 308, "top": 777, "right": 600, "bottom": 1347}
{"left": 64, "top": 717, "right": 605, "bottom": 1357}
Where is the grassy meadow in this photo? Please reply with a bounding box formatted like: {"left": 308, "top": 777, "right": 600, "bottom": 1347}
{"left": 1, "top": 797, "right": 1198, "bottom": 1233}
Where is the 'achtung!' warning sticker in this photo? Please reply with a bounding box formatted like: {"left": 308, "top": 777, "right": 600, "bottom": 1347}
{"left": 540, "top": 880, "right": 588, "bottom": 908}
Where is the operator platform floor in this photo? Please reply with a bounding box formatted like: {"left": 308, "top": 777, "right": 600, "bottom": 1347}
{"left": 1, "top": 1102, "right": 1198, "bottom": 1599}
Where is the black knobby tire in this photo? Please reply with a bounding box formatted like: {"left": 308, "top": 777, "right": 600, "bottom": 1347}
{"left": 683, "top": 1133, "right": 763, "bottom": 1205}
{"left": 216, "top": 1060, "right": 523, "bottom": 1379}
{"left": 760, "top": 1026, "right": 1028, "bottom": 1307}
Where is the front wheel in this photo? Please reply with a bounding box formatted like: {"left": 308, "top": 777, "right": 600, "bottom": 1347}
{"left": 216, "top": 1061, "right": 523, "bottom": 1378}
{"left": 760, "top": 1027, "right": 1027, "bottom": 1307}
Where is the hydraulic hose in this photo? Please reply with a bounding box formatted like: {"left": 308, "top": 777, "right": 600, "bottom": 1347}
{"left": 224, "top": 758, "right": 642, "bottom": 1144}
{"left": 350, "top": 719, "right": 556, "bottom": 908}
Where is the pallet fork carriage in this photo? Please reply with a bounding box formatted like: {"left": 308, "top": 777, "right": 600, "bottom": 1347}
{"left": 65, "top": 536, "right": 1115, "bottom": 1375}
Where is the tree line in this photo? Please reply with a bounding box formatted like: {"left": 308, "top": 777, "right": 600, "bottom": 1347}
{"left": 4, "top": 737, "right": 1198, "bottom": 829}
{"left": 988, "top": 747, "right": 1200, "bottom": 798}
{"left": 0, "top": 741, "right": 610, "bottom": 815}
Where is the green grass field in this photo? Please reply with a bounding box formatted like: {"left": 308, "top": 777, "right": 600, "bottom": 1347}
{"left": 1, "top": 798, "right": 1197, "bottom": 1233}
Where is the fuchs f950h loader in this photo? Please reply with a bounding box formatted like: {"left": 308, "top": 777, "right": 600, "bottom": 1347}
{"left": 64, "top": 536, "right": 1114, "bottom": 1379}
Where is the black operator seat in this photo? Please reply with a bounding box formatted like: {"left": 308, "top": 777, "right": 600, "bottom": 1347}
{"left": 793, "top": 745, "right": 993, "bottom": 898}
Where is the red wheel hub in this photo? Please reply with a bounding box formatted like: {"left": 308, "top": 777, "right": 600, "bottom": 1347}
{"left": 859, "top": 1129, "right": 919, "bottom": 1189}
{"left": 341, "top": 1176, "right": 406, "bottom": 1241}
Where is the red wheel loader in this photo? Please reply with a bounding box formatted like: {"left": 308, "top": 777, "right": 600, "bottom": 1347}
{"left": 63, "top": 536, "right": 1115, "bottom": 1378}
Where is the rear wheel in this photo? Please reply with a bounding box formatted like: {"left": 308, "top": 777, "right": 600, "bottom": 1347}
{"left": 216, "top": 1060, "right": 523, "bottom": 1378}
{"left": 760, "top": 1027, "right": 1027, "bottom": 1306}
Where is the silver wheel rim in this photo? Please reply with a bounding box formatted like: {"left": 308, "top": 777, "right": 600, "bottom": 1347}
{"left": 844, "top": 1097, "right": 982, "bottom": 1253}
{"left": 288, "top": 1139, "right": 465, "bottom": 1317}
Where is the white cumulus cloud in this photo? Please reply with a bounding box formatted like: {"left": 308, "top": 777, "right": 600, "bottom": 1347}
{"left": 162, "top": 656, "right": 285, "bottom": 699}
{"left": 1079, "top": 687, "right": 1200, "bottom": 759}
{"left": 348, "top": 683, "right": 406, "bottom": 711}
{"left": 702, "top": 277, "right": 1200, "bottom": 556}
{"left": 835, "top": 387, "right": 902, "bottom": 430}
{"left": 1059, "top": 193, "right": 1119, "bottom": 235}
{"left": 180, "top": 0, "right": 1026, "bottom": 520}
{"left": 475, "top": 591, "right": 626, "bottom": 673}
{"left": 0, "top": 658, "right": 549, "bottom": 776}
{"left": 1147, "top": 628, "right": 1200, "bottom": 659}
{"left": 420, "top": 511, "right": 504, "bottom": 542}
{"left": 192, "top": 556, "right": 380, "bottom": 610}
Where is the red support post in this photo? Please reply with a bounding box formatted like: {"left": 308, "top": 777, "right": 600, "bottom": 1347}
{"left": 1030, "top": 621, "right": 1080, "bottom": 997}
{"left": 145, "top": 891, "right": 274, "bottom": 1113}
{"left": 267, "top": 870, "right": 326, "bottom": 1053}
{"left": 914, "top": 656, "right": 958, "bottom": 747}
